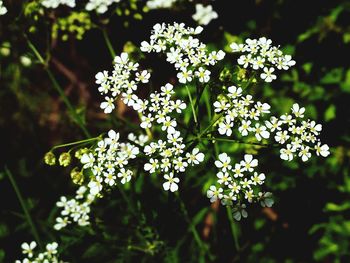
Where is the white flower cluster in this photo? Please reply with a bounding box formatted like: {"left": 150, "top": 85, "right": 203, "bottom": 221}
{"left": 0, "top": 0, "right": 7, "bottom": 15}
{"left": 214, "top": 85, "right": 271, "bottom": 140}
{"left": 41, "top": 0, "right": 76, "bottom": 9}
{"left": 54, "top": 131, "right": 147, "bottom": 230}
{"left": 95, "top": 52, "right": 151, "bottom": 114}
{"left": 140, "top": 23, "right": 225, "bottom": 84}
{"left": 54, "top": 186, "right": 95, "bottom": 230}
{"left": 41, "top": 0, "right": 120, "bottom": 14}
{"left": 207, "top": 153, "right": 273, "bottom": 220}
{"left": 86, "top": 0, "right": 120, "bottom": 14}
{"left": 266, "top": 103, "right": 330, "bottom": 162}
{"left": 140, "top": 83, "right": 205, "bottom": 192}
{"left": 80, "top": 130, "right": 146, "bottom": 195}
{"left": 146, "top": 0, "right": 177, "bottom": 10}
{"left": 230, "top": 37, "right": 296, "bottom": 82}
{"left": 15, "top": 241, "right": 62, "bottom": 263}
{"left": 192, "top": 4, "right": 218, "bottom": 26}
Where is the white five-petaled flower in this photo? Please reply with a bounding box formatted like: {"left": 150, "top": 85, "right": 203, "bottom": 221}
{"left": 260, "top": 67, "right": 277, "bottom": 82}
{"left": 215, "top": 153, "right": 232, "bottom": 172}
{"left": 163, "top": 173, "right": 180, "bottom": 192}
{"left": 206, "top": 185, "right": 223, "bottom": 202}
{"left": 192, "top": 4, "right": 218, "bottom": 26}
{"left": 21, "top": 241, "right": 37, "bottom": 258}
{"left": 240, "top": 154, "right": 258, "bottom": 172}
{"left": 186, "top": 148, "right": 204, "bottom": 165}
{"left": 315, "top": 142, "right": 330, "bottom": 157}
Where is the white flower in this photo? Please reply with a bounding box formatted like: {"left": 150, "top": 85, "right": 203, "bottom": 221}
{"left": 217, "top": 172, "right": 232, "bottom": 185}
{"left": 177, "top": 69, "right": 193, "bottom": 83}
{"left": 88, "top": 176, "right": 103, "bottom": 195}
{"left": 186, "top": 148, "right": 204, "bottom": 165}
{"left": 214, "top": 153, "right": 232, "bottom": 172}
{"left": 280, "top": 144, "right": 295, "bottom": 161}
{"left": 21, "top": 241, "right": 37, "bottom": 258}
{"left": 46, "top": 242, "right": 58, "bottom": 255}
{"left": 291, "top": 103, "right": 305, "bottom": 118}
{"left": 218, "top": 121, "right": 233, "bottom": 136}
{"left": 206, "top": 185, "right": 223, "bottom": 202}
{"left": 298, "top": 146, "right": 311, "bottom": 162}
{"left": 81, "top": 153, "right": 95, "bottom": 168}
{"left": 161, "top": 116, "right": 177, "bottom": 134}
{"left": 114, "top": 52, "right": 129, "bottom": 64}
{"left": 192, "top": 4, "right": 218, "bottom": 26}
{"left": 253, "top": 123, "right": 270, "bottom": 141}
{"left": 240, "top": 154, "right": 258, "bottom": 172}
{"left": 228, "top": 85, "right": 242, "bottom": 98}
{"left": 251, "top": 172, "right": 265, "bottom": 185}
{"left": 117, "top": 168, "right": 133, "bottom": 184}
{"left": 163, "top": 173, "right": 179, "bottom": 192}
{"left": 195, "top": 67, "right": 211, "bottom": 83}
{"left": 238, "top": 120, "right": 251, "bottom": 136}
{"left": 315, "top": 142, "right": 330, "bottom": 157}
{"left": 135, "top": 70, "right": 151, "bottom": 83}
{"left": 260, "top": 67, "right": 277, "bottom": 82}
{"left": 275, "top": 130, "right": 289, "bottom": 144}
{"left": 100, "top": 96, "right": 115, "bottom": 113}
{"left": 144, "top": 158, "right": 159, "bottom": 173}
{"left": 0, "top": 0, "right": 7, "bottom": 15}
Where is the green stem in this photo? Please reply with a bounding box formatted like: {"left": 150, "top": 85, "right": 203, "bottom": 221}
{"left": 102, "top": 29, "right": 116, "bottom": 58}
{"left": 185, "top": 85, "right": 198, "bottom": 125}
{"left": 176, "top": 193, "right": 207, "bottom": 255}
{"left": 226, "top": 206, "right": 240, "bottom": 251}
{"left": 51, "top": 136, "right": 101, "bottom": 150}
{"left": 26, "top": 38, "right": 91, "bottom": 138}
{"left": 4, "top": 167, "right": 43, "bottom": 249}
{"left": 201, "top": 136, "right": 275, "bottom": 148}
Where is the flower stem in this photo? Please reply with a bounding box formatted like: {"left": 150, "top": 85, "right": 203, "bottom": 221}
{"left": 201, "top": 136, "right": 275, "bottom": 148}
{"left": 185, "top": 85, "right": 198, "bottom": 124}
{"left": 4, "top": 167, "right": 43, "bottom": 249}
{"left": 51, "top": 136, "right": 102, "bottom": 150}
{"left": 226, "top": 206, "right": 240, "bottom": 251}
{"left": 26, "top": 38, "right": 91, "bottom": 138}
{"left": 102, "top": 28, "right": 116, "bottom": 58}
{"left": 176, "top": 193, "right": 207, "bottom": 257}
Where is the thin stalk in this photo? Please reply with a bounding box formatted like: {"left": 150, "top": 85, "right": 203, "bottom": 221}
{"left": 201, "top": 137, "right": 275, "bottom": 148}
{"left": 185, "top": 85, "right": 198, "bottom": 124}
{"left": 26, "top": 38, "right": 90, "bottom": 138}
{"left": 51, "top": 136, "right": 101, "bottom": 150}
{"left": 102, "top": 29, "right": 116, "bottom": 58}
{"left": 226, "top": 206, "right": 240, "bottom": 251}
{"left": 176, "top": 193, "right": 207, "bottom": 255}
{"left": 5, "top": 167, "right": 43, "bottom": 249}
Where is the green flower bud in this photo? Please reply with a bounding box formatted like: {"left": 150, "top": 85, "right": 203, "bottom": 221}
{"left": 75, "top": 148, "right": 88, "bottom": 159}
{"left": 219, "top": 68, "right": 232, "bottom": 82}
{"left": 59, "top": 152, "right": 71, "bottom": 167}
{"left": 44, "top": 152, "right": 56, "bottom": 166}
{"left": 237, "top": 68, "right": 247, "bottom": 81}
{"left": 70, "top": 168, "right": 84, "bottom": 185}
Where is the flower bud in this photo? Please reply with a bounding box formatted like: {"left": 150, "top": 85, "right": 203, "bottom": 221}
{"left": 44, "top": 152, "right": 56, "bottom": 166}
{"left": 70, "top": 168, "right": 84, "bottom": 185}
{"left": 59, "top": 152, "right": 71, "bottom": 167}
{"left": 75, "top": 148, "right": 89, "bottom": 159}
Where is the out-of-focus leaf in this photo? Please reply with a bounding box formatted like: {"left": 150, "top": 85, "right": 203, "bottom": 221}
{"left": 325, "top": 202, "right": 350, "bottom": 212}
{"left": 324, "top": 104, "right": 336, "bottom": 122}
{"left": 320, "top": 68, "right": 343, "bottom": 84}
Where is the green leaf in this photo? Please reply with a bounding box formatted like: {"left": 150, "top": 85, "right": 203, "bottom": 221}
{"left": 325, "top": 202, "right": 350, "bottom": 212}
{"left": 324, "top": 104, "right": 336, "bottom": 122}
{"left": 320, "top": 68, "right": 343, "bottom": 84}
